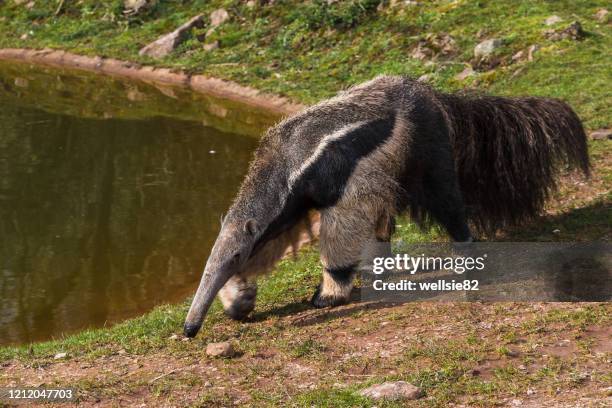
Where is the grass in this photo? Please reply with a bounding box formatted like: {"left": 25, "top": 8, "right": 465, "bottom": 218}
{"left": 0, "top": 0, "right": 610, "bottom": 406}
{"left": 0, "top": 0, "right": 610, "bottom": 129}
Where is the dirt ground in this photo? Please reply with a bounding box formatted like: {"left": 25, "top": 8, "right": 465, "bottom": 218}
{"left": 2, "top": 301, "right": 610, "bottom": 407}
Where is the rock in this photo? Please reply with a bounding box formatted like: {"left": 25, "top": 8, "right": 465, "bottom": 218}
{"left": 527, "top": 44, "right": 539, "bottom": 61}
{"left": 246, "top": 0, "right": 256, "bottom": 8}
{"left": 410, "top": 44, "right": 429, "bottom": 60}
{"left": 476, "top": 28, "right": 487, "bottom": 39}
{"left": 544, "top": 15, "right": 563, "bottom": 26}
{"left": 210, "top": 8, "right": 229, "bottom": 28}
{"left": 360, "top": 381, "right": 422, "bottom": 401}
{"left": 544, "top": 21, "right": 585, "bottom": 41}
{"left": 474, "top": 38, "right": 503, "bottom": 58}
{"left": 25, "top": 1, "right": 35, "bottom": 9}
{"left": 511, "top": 50, "right": 524, "bottom": 62}
{"left": 139, "top": 14, "right": 204, "bottom": 59}
{"left": 206, "top": 341, "right": 236, "bottom": 358}
{"left": 124, "top": 0, "right": 156, "bottom": 15}
{"left": 594, "top": 8, "right": 609, "bottom": 23}
{"left": 527, "top": 388, "right": 535, "bottom": 395}
{"left": 14, "top": 77, "right": 29, "bottom": 88}
{"left": 455, "top": 66, "right": 474, "bottom": 81}
{"left": 417, "top": 73, "right": 433, "bottom": 82}
{"left": 411, "top": 33, "right": 456, "bottom": 60}
{"left": 168, "top": 334, "right": 179, "bottom": 340}
{"left": 390, "top": 0, "right": 419, "bottom": 7}
{"left": 53, "top": 352, "right": 67, "bottom": 359}
{"left": 590, "top": 129, "right": 612, "bottom": 140}
{"left": 203, "top": 41, "right": 219, "bottom": 51}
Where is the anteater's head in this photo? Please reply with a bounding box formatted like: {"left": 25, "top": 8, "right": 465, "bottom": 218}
{"left": 183, "top": 216, "right": 260, "bottom": 338}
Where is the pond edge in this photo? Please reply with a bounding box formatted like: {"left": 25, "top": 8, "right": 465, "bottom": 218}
{"left": 0, "top": 48, "right": 305, "bottom": 117}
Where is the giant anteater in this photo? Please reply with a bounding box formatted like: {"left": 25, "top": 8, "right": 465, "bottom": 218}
{"left": 184, "top": 75, "right": 590, "bottom": 337}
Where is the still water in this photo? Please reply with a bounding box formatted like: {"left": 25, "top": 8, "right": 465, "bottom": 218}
{"left": 0, "top": 61, "right": 275, "bottom": 345}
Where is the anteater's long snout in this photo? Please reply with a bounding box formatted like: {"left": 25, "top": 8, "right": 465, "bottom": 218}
{"left": 183, "top": 262, "right": 233, "bottom": 338}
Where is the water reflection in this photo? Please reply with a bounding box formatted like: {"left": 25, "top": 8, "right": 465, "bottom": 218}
{"left": 0, "top": 89, "right": 258, "bottom": 345}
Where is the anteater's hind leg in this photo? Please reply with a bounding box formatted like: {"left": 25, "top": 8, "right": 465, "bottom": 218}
{"left": 312, "top": 206, "right": 394, "bottom": 308}
{"left": 423, "top": 166, "right": 473, "bottom": 242}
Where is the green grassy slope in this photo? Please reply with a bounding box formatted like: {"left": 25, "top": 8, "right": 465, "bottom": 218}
{"left": 0, "top": 0, "right": 610, "bottom": 128}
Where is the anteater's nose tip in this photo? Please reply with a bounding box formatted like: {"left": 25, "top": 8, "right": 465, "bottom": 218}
{"left": 183, "top": 323, "right": 201, "bottom": 338}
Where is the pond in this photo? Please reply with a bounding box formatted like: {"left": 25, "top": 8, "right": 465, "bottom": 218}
{"left": 0, "top": 61, "right": 279, "bottom": 346}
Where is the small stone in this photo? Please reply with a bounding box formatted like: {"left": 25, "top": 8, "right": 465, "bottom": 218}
{"left": 455, "top": 66, "right": 474, "bottom": 81}
{"left": 594, "top": 9, "right": 609, "bottom": 23}
{"left": 518, "top": 365, "right": 527, "bottom": 371}
{"left": 544, "top": 15, "right": 563, "bottom": 26}
{"left": 360, "top": 381, "right": 422, "bottom": 401}
{"left": 511, "top": 50, "right": 524, "bottom": 62}
{"left": 209, "top": 150, "right": 216, "bottom": 154}
{"left": 206, "top": 341, "right": 236, "bottom": 358}
{"left": 25, "top": 1, "right": 35, "bottom": 9}
{"left": 20, "top": 33, "right": 29, "bottom": 40}
{"left": 203, "top": 41, "right": 219, "bottom": 51}
{"left": 54, "top": 352, "right": 67, "bottom": 359}
{"left": 117, "top": 349, "right": 127, "bottom": 355}
{"left": 590, "top": 129, "right": 612, "bottom": 140}
{"left": 124, "top": 0, "right": 156, "bottom": 15}
{"left": 410, "top": 44, "right": 430, "bottom": 60}
{"left": 474, "top": 38, "right": 503, "bottom": 58}
{"left": 545, "top": 21, "right": 585, "bottom": 41}
{"left": 417, "top": 73, "right": 433, "bottom": 83}
{"left": 139, "top": 14, "right": 204, "bottom": 59}
{"left": 511, "top": 399, "right": 523, "bottom": 406}
{"left": 246, "top": 0, "right": 256, "bottom": 8}
{"left": 168, "top": 334, "right": 179, "bottom": 340}
{"left": 552, "top": 229, "right": 561, "bottom": 234}
{"left": 210, "top": 8, "right": 229, "bottom": 28}
{"left": 14, "top": 77, "right": 28, "bottom": 88}
{"left": 527, "top": 388, "right": 535, "bottom": 395}
{"left": 527, "top": 44, "right": 539, "bottom": 61}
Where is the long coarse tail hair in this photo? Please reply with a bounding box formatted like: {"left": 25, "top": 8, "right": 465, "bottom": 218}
{"left": 438, "top": 92, "right": 590, "bottom": 234}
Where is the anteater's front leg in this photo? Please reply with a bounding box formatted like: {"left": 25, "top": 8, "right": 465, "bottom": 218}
{"left": 219, "top": 275, "right": 257, "bottom": 320}
{"left": 312, "top": 206, "right": 392, "bottom": 308}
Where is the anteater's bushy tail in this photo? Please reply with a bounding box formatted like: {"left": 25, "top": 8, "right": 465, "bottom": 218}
{"left": 439, "top": 92, "right": 590, "bottom": 234}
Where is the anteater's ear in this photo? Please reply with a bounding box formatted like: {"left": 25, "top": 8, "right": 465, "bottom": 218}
{"left": 244, "top": 219, "right": 259, "bottom": 236}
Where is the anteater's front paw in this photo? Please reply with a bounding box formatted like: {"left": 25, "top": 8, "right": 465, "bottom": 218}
{"left": 310, "top": 286, "right": 349, "bottom": 308}
{"left": 222, "top": 284, "right": 257, "bottom": 321}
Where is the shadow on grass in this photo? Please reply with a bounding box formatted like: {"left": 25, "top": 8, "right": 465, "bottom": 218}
{"left": 499, "top": 197, "right": 610, "bottom": 242}
{"left": 251, "top": 199, "right": 610, "bottom": 326}
{"left": 250, "top": 289, "right": 402, "bottom": 327}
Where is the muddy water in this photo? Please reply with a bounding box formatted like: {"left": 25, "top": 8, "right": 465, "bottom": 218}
{"left": 0, "top": 61, "right": 278, "bottom": 345}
